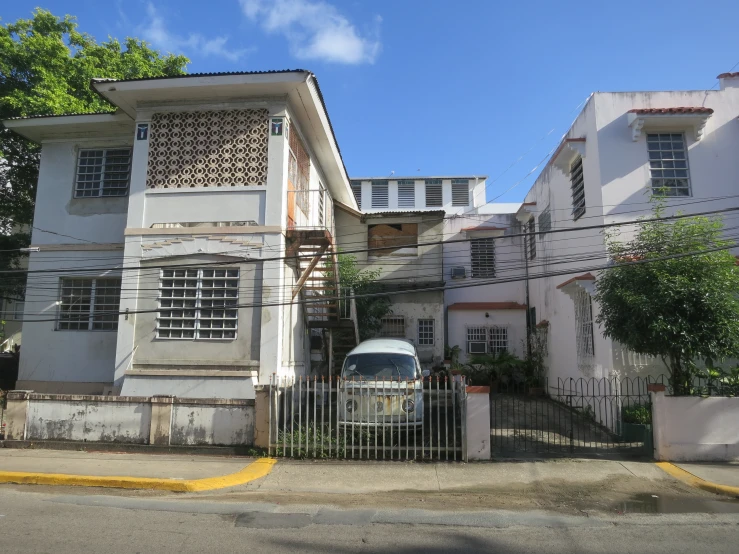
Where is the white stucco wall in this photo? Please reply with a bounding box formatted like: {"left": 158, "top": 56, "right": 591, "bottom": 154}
{"left": 652, "top": 391, "right": 739, "bottom": 462}
{"left": 25, "top": 396, "right": 151, "bottom": 443}
{"left": 382, "top": 292, "right": 445, "bottom": 366}
{"left": 170, "top": 402, "right": 254, "bottom": 446}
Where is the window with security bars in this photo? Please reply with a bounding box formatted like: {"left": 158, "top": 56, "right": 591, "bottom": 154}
{"left": 570, "top": 156, "right": 585, "bottom": 220}
{"left": 470, "top": 237, "right": 495, "bottom": 278}
{"left": 397, "top": 180, "right": 415, "bottom": 208}
{"left": 647, "top": 133, "right": 691, "bottom": 196}
{"left": 371, "top": 180, "right": 389, "bottom": 208}
{"left": 538, "top": 207, "right": 552, "bottom": 237}
{"left": 425, "top": 179, "right": 443, "bottom": 207}
{"left": 350, "top": 181, "right": 362, "bottom": 209}
{"left": 451, "top": 179, "right": 469, "bottom": 206}
{"left": 75, "top": 148, "right": 131, "bottom": 197}
{"left": 58, "top": 277, "right": 122, "bottom": 331}
{"left": 379, "top": 316, "right": 405, "bottom": 338}
{"left": 417, "top": 319, "right": 434, "bottom": 345}
{"left": 525, "top": 217, "right": 536, "bottom": 259}
{"left": 467, "top": 326, "right": 507, "bottom": 354}
{"left": 158, "top": 268, "right": 239, "bottom": 339}
{"left": 574, "top": 287, "right": 595, "bottom": 371}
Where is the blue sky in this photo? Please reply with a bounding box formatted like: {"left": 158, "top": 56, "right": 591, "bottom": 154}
{"left": 4, "top": 0, "right": 739, "bottom": 202}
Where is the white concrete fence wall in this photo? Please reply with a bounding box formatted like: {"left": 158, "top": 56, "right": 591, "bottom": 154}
{"left": 651, "top": 388, "right": 739, "bottom": 462}
{"left": 3, "top": 391, "right": 255, "bottom": 447}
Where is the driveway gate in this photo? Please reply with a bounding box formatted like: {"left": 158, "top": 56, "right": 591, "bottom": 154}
{"left": 491, "top": 376, "right": 662, "bottom": 458}
{"left": 269, "top": 375, "right": 467, "bottom": 461}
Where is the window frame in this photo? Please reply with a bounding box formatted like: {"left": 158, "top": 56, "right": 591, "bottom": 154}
{"left": 371, "top": 180, "right": 389, "bottom": 209}
{"left": 538, "top": 207, "right": 552, "bottom": 237}
{"left": 570, "top": 156, "right": 586, "bottom": 221}
{"left": 74, "top": 147, "right": 132, "bottom": 198}
{"left": 470, "top": 237, "right": 496, "bottom": 278}
{"left": 466, "top": 325, "right": 508, "bottom": 354}
{"left": 647, "top": 132, "right": 691, "bottom": 197}
{"left": 350, "top": 181, "right": 362, "bottom": 209}
{"left": 525, "top": 217, "right": 536, "bottom": 260}
{"left": 417, "top": 318, "right": 435, "bottom": 346}
{"left": 451, "top": 179, "right": 469, "bottom": 207}
{"left": 424, "top": 179, "right": 443, "bottom": 207}
{"left": 574, "top": 288, "right": 595, "bottom": 368}
{"left": 57, "top": 277, "right": 122, "bottom": 331}
{"left": 157, "top": 268, "right": 240, "bottom": 340}
{"left": 379, "top": 316, "right": 406, "bottom": 338}
{"left": 397, "top": 180, "right": 415, "bottom": 208}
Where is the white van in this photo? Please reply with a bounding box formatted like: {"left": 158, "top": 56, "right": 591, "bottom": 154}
{"left": 337, "top": 338, "right": 424, "bottom": 430}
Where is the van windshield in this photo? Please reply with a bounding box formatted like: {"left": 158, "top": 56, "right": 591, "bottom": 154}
{"left": 342, "top": 353, "right": 417, "bottom": 380}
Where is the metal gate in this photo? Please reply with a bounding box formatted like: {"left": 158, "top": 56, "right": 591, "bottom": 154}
{"left": 491, "top": 376, "right": 661, "bottom": 458}
{"left": 269, "top": 376, "right": 467, "bottom": 461}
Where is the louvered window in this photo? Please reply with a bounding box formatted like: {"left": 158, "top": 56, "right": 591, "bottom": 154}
{"left": 470, "top": 237, "right": 496, "bottom": 278}
{"left": 351, "top": 181, "right": 362, "bottom": 209}
{"left": 525, "top": 217, "right": 536, "bottom": 260}
{"left": 451, "top": 179, "right": 469, "bottom": 206}
{"left": 425, "top": 179, "right": 442, "bottom": 207}
{"left": 397, "top": 180, "right": 415, "bottom": 208}
{"left": 538, "top": 207, "right": 552, "bottom": 237}
{"left": 371, "top": 180, "right": 389, "bottom": 208}
{"left": 75, "top": 148, "right": 132, "bottom": 197}
{"left": 570, "top": 156, "right": 585, "bottom": 220}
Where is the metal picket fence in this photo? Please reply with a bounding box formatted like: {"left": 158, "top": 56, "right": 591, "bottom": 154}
{"left": 268, "top": 375, "right": 467, "bottom": 461}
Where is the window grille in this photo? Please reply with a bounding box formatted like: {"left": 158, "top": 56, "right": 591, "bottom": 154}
{"left": 538, "top": 207, "right": 552, "bottom": 237}
{"left": 397, "top": 180, "right": 415, "bottom": 208}
{"left": 158, "top": 268, "right": 239, "bottom": 339}
{"left": 570, "top": 156, "right": 585, "bottom": 220}
{"left": 58, "top": 277, "right": 122, "bottom": 331}
{"left": 371, "top": 180, "right": 389, "bottom": 208}
{"left": 470, "top": 237, "right": 496, "bottom": 278}
{"left": 75, "top": 148, "right": 131, "bottom": 197}
{"left": 525, "top": 217, "right": 536, "bottom": 260}
{"left": 350, "top": 181, "right": 362, "bottom": 209}
{"left": 488, "top": 326, "right": 508, "bottom": 354}
{"left": 425, "top": 179, "right": 443, "bottom": 207}
{"left": 451, "top": 179, "right": 469, "bottom": 206}
{"left": 647, "top": 133, "right": 691, "bottom": 196}
{"left": 466, "top": 326, "right": 508, "bottom": 354}
{"left": 417, "top": 319, "right": 434, "bottom": 345}
{"left": 379, "top": 316, "right": 405, "bottom": 338}
{"left": 574, "top": 287, "right": 595, "bottom": 371}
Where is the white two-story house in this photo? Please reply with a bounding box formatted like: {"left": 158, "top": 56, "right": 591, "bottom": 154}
{"left": 4, "top": 70, "right": 358, "bottom": 398}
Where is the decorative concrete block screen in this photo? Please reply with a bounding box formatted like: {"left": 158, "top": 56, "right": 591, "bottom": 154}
{"left": 147, "top": 109, "right": 269, "bottom": 188}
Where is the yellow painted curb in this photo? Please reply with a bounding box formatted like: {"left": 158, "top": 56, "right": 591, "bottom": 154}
{"left": 656, "top": 462, "right": 739, "bottom": 497}
{"left": 0, "top": 457, "right": 277, "bottom": 492}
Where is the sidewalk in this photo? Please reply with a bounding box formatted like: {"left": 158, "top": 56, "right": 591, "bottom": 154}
{"left": 674, "top": 462, "right": 739, "bottom": 489}
{"left": 0, "top": 449, "right": 274, "bottom": 492}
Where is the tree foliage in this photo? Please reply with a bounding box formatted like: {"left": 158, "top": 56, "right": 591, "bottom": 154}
{"left": 0, "top": 9, "right": 189, "bottom": 297}
{"left": 595, "top": 200, "right": 739, "bottom": 394}
{"left": 337, "top": 254, "right": 391, "bottom": 341}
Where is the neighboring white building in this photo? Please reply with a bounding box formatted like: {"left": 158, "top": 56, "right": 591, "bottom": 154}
{"left": 518, "top": 72, "right": 739, "bottom": 385}
{"left": 4, "top": 70, "right": 358, "bottom": 397}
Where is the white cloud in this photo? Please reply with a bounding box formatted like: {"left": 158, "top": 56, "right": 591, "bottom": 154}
{"left": 240, "top": 0, "right": 381, "bottom": 64}
{"left": 139, "top": 3, "right": 250, "bottom": 62}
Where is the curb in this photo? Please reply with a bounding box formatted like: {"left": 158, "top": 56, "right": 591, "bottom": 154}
{"left": 1, "top": 439, "right": 263, "bottom": 457}
{"left": 656, "top": 461, "right": 739, "bottom": 497}
{"left": 0, "top": 457, "right": 277, "bottom": 492}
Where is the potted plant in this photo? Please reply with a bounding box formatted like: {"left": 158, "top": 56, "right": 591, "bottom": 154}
{"left": 621, "top": 403, "right": 653, "bottom": 451}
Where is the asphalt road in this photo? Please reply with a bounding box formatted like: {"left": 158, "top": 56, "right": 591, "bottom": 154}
{"left": 2, "top": 486, "right": 739, "bottom": 553}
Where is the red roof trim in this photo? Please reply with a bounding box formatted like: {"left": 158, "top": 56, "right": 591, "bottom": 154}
{"left": 461, "top": 226, "right": 506, "bottom": 232}
{"left": 627, "top": 107, "right": 714, "bottom": 115}
{"left": 556, "top": 272, "right": 596, "bottom": 290}
{"left": 448, "top": 302, "right": 527, "bottom": 311}
{"left": 718, "top": 72, "right": 739, "bottom": 79}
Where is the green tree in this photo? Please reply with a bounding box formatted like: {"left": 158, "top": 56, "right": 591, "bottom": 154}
{"left": 595, "top": 200, "right": 739, "bottom": 395}
{"left": 0, "top": 9, "right": 189, "bottom": 297}
{"left": 337, "top": 254, "right": 391, "bottom": 341}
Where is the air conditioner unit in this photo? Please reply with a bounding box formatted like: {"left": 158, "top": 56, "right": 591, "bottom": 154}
{"left": 451, "top": 266, "right": 466, "bottom": 279}
{"left": 468, "top": 342, "right": 487, "bottom": 354}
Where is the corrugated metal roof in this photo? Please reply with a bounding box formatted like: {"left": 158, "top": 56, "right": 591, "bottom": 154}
{"left": 90, "top": 69, "right": 308, "bottom": 83}
{"left": 4, "top": 110, "right": 118, "bottom": 121}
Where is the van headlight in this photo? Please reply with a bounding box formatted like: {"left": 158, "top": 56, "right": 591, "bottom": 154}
{"left": 346, "top": 399, "right": 358, "bottom": 413}
{"left": 402, "top": 399, "right": 415, "bottom": 413}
